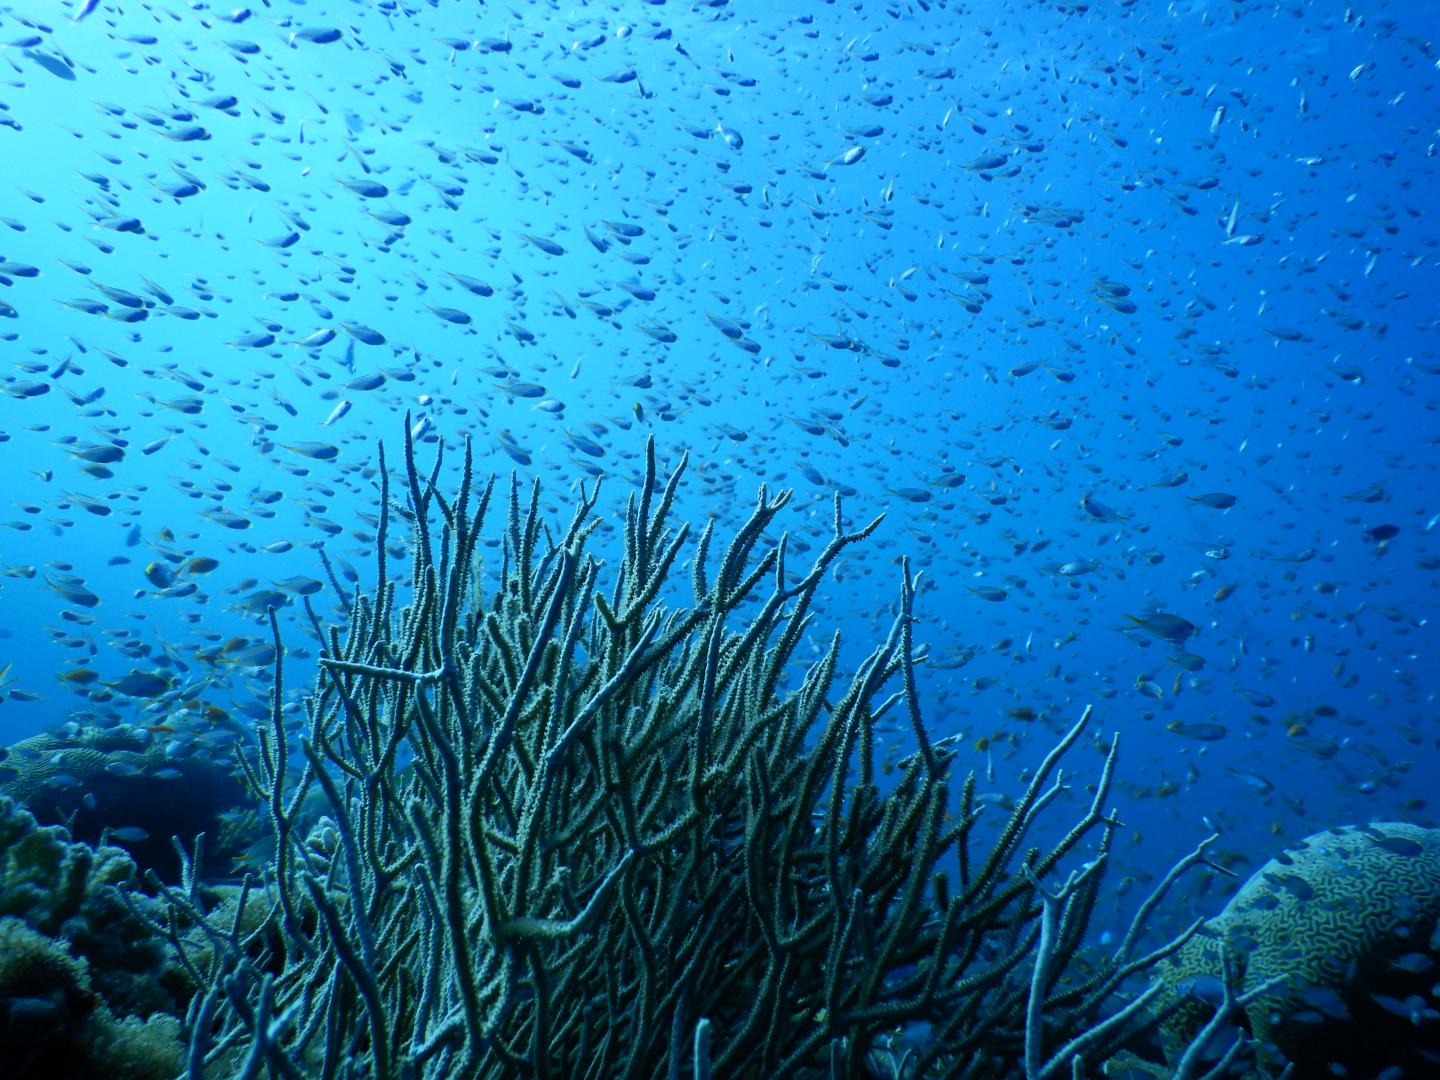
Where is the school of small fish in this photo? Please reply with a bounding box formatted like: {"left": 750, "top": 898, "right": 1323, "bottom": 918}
{"left": 0, "top": 0, "right": 1435, "bottom": 905}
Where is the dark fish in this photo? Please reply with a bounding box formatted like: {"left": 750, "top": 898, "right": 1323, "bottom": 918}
{"left": 1188, "top": 493, "right": 1237, "bottom": 509}
{"left": 1124, "top": 613, "right": 1196, "bottom": 643}
{"left": 104, "top": 671, "right": 172, "bottom": 697}
{"left": 341, "top": 322, "right": 386, "bottom": 345}
{"left": 427, "top": 305, "right": 472, "bottom": 325}
{"left": 339, "top": 177, "right": 388, "bottom": 198}
{"left": 25, "top": 49, "right": 77, "bottom": 81}
{"left": 447, "top": 272, "right": 494, "bottom": 296}
{"left": 522, "top": 233, "right": 565, "bottom": 256}
{"left": 1080, "top": 495, "right": 1129, "bottom": 522}
{"left": 283, "top": 441, "right": 340, "bottom": 460}
{"left": 293, "top": 27, "right": 343, "bottom": 45}
{"left": 1368, "top": 834, "right": 1423, "bottom": 857}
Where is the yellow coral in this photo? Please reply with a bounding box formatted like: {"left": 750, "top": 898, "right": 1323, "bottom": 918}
{"left": 1156, "top": 822, "right": 1440, "bottom": 1074}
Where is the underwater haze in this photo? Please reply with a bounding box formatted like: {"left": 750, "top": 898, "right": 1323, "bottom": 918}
{"left": 0, "top": 0, "right": 1437, "bottom": 1074}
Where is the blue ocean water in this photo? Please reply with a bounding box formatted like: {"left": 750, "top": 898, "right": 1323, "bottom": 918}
{"left": 0, "top": 0, "right": 1435, "bottom": 1056}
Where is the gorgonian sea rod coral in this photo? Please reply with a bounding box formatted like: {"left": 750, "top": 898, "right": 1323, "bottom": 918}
{"left": 150, "top": 428, "right": 1230, "bottom": 1079}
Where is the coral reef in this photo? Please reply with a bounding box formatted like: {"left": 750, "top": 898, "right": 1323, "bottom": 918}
{"left": 152, "top": 432, "right": 1224, "bottom": 1079}
{"left": 0, "top": 723, "right": 252, "bottom": 881}
{"left": 0, "top": 794, "right": 189, "bottom": 1016}
{"left": 1151, "top": 821, "right": 1440, "bottom": 1078}
{"left": 0, "top": 918, "right": 184, "bottom": 1079}
{"left": 0, "top": 797, "right": 189, "bottom": 1077}
{"left": 20, "top": 434, "right": 1425, "bottom": 1079}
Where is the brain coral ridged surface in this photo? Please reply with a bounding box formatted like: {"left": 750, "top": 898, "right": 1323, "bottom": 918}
{"left": 1158, "top": 821, "right": 1440, "bottom": 1075}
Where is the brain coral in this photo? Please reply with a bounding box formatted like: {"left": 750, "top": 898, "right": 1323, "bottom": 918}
{"left": 1156, "top": 821, "right": 1440, "bottom": 1076}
